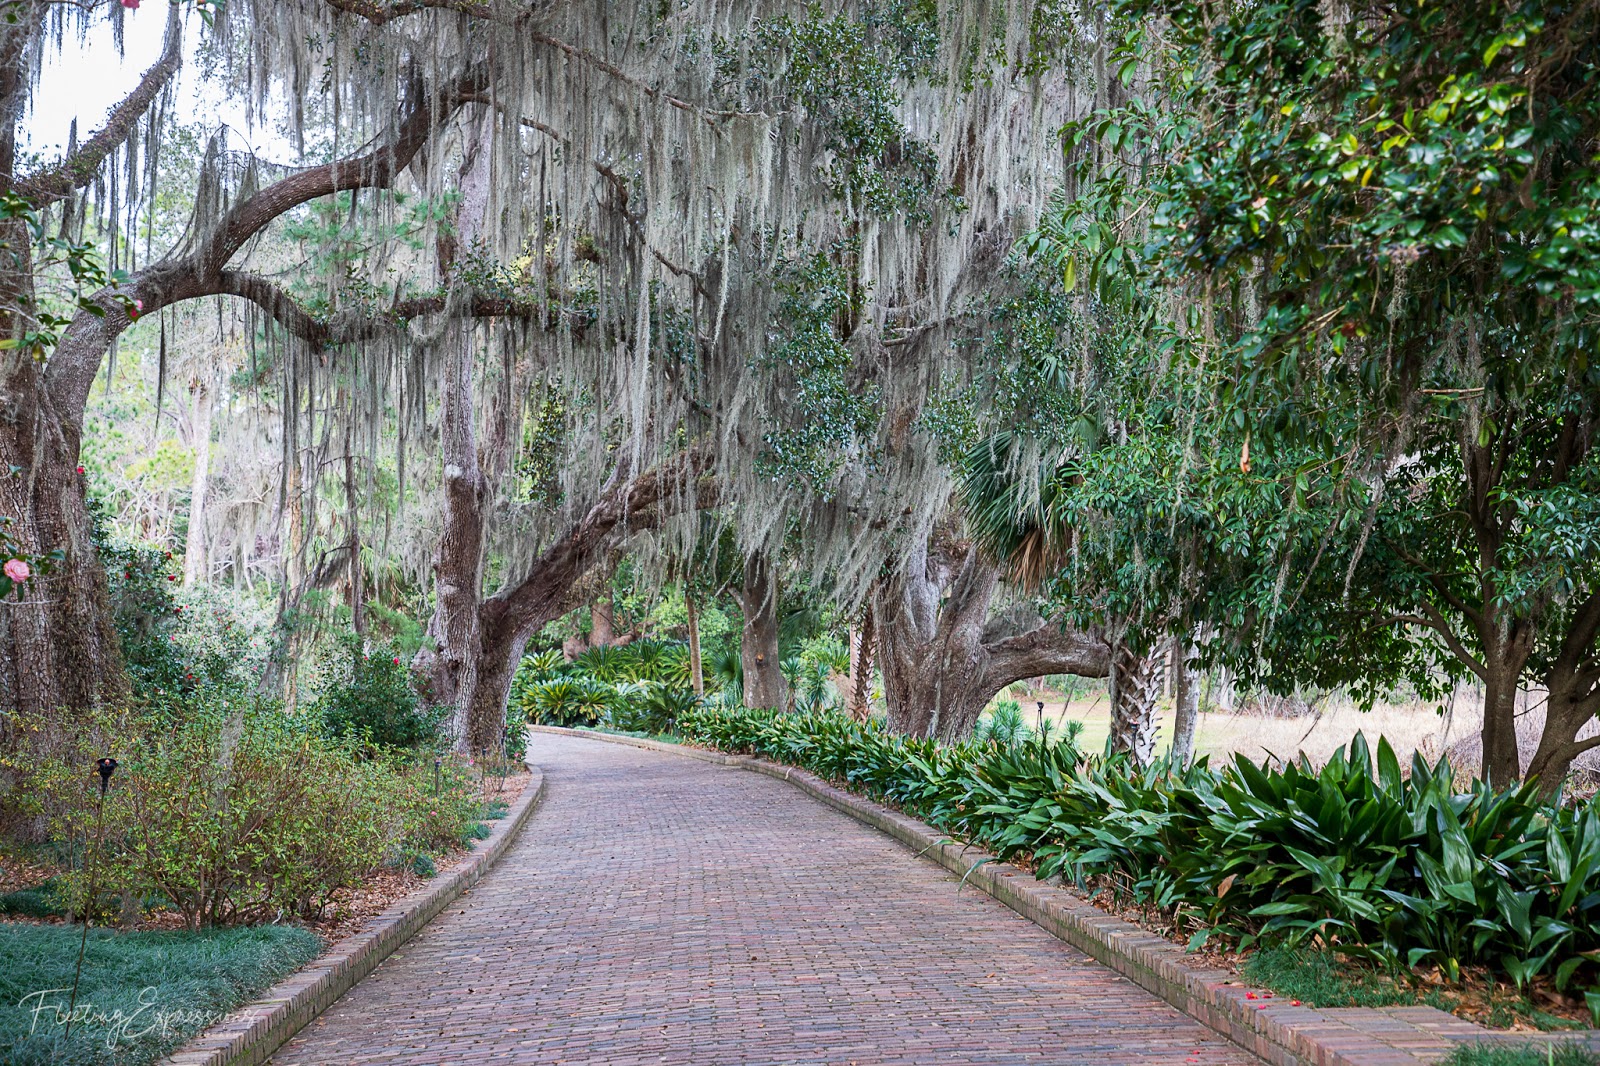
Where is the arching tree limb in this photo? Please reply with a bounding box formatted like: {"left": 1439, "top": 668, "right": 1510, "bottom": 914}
{"left": 17, "top": 6, "right": 182, "bottom": 204}
{"left": 44, "top": 65, "right": 488, "bottom": 438}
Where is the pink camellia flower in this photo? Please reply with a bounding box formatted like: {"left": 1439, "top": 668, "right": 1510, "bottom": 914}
{"left": 4, "top": 559, "right": 30, "bottom": 583}
{"left": 120, "top": 0, "right": 139, "bottom": 10}
{"left": 393, "top": 656, "right": 401, "bottom": 665}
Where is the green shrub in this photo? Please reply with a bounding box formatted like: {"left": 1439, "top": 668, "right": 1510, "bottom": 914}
{"left": 390, "top": 753, "right": 480, "bottom": 854}
{"left": 516, "top": 675, "right": 610, "bottom": 726}
{"left": 312, "top": 635, "right": 447, "bottom": 753}
{"left": 974, "top": 699, "right": 1029, "bottom": 746}
{"left": 0, "top": 877, "right": 66, "bottom": 919}
{"left": 678, "top": 706, "right": 1600, "bottom": 997}
{"left": 18, "top": 701, "right": 399, "bottom": 928}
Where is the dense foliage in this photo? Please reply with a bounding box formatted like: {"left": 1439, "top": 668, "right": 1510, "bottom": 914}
{"left": 512, "top": 641, "right": 704, "bottom": 733}
{"left": 10, "top": 699, "right": 486, "bottom": 928}
{"left": 1007, "top": 0, "right": 1600, "bottom": 786}
{"left": 311, "top": 635, "right": 449, "bottom": 753}
{"left": 680, "top": 706, "right": 1600, "bottom": 1000}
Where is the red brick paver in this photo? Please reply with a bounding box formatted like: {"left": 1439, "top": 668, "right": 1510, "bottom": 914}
{"left": 273, "top": 732, "right": 1260, "bottom": 1065}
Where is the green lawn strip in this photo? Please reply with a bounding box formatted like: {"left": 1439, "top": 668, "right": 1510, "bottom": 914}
{"left": 0, "top": 922, "right": 320, "bottom": 1066}
{"left": 1440, "top": 1043, "right": 1600, "bottom": 1066}
{"left": 1242, "top": 948, "right": 1587, "bottom": 1031}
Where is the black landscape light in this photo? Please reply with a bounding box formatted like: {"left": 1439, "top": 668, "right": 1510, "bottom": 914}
{"left": 434, "top": 756, "right": 441, "bottom": 796}
{"left": 1035, "top": 701, "right": 1044, "bottom": 734}
{"left": 66, "top": 757, "right": 118, "bottom": 1039}
{"left": 96, "top": 757, "right": 117, "bottom": 795}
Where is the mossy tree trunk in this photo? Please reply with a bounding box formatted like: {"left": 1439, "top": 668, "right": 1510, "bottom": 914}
{"left": 874, "top": 536, "right": 1109, "bottom": 742}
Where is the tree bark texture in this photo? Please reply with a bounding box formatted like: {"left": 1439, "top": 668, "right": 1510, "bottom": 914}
{"left": 182, "top": 376, "right": 214, "bottom": 587}
{"left": 848, "top": 599, "right": 875, "bottom": 722}
{"left": 1108, "top": 640, "right": 1165, "bottom": 768}
{"left": 738, "top": 550, "right": 786, "bottom": 711}
{"left": 1522, "top": 592, "right": 1600, "bottom": 796}
{"left": 590, "top": 594, "right": 617, "bottom": 648}
{"left": 1170, "top": 642, "right": 1199, "bottom": 769}
{"left": 873, "top": 537, "right": 1109, "bottom": 742}
{"left": 685, "top": 587, "right": 704, "bottom": 696}
{"left": 425, "top": 106, "right": 493, "bottom": 746}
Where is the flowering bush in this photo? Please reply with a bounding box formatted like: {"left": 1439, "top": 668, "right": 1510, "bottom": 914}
{"left": 390, "top": 753, "right": 482, "bottom": 854}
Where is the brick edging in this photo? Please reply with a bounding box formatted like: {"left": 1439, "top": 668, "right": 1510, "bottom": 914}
{"left": 533, "top": 725, "right": 1570, "bottom": 1066}
{"left": 160, "top": 764, "right": 548, "bottom": 1066}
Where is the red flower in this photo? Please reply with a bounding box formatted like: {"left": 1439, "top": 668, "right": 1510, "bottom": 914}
{"left": 120, "top": 0, "right": 139, "bottom": 9}
{"left": 1244, "top": 992, "right": 1257, "bottom": 1000}
{"left": 168, "top": 575, "right": 177, "bottom": 581}
{"left": 76, "top": 465, "right": 85, "bottom": 474}
{"left": 1290, "top": 1000, "right": 1301, "bottom": 1007}
{"left": 393, "top": 656, "right": 401, "bottom": 665}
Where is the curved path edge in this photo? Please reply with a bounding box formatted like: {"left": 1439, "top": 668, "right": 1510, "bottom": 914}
{"left": 161, "top": 765, "right": 547, "bottom": 1066}
{"left": 531, "top": 725, "right": 1587, "bottom": 1066}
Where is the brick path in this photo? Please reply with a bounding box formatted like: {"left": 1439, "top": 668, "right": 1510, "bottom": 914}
{"left": 273, "top": 732, "right": 1260, "bottom": 1065}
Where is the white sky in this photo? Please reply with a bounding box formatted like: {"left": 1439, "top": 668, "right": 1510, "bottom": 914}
{"left": 25, "top": 5, "right": 285, "bottom": 165}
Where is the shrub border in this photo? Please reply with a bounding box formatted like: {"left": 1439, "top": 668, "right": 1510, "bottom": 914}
{"left": 160, "top": 763, "right": 546, "bottom": 1066}
{"left": 531, "top": 725, "right": 1600, "bottom": 1066}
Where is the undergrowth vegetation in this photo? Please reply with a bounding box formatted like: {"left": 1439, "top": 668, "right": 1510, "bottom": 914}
{"left": 678, "top": 705, "right": 1600, "bottom": 1011}
{"left": 512, "top": 641, "right": 704, "bottom": 734}
{"left": 7, "top": 697, "right": 489, "bottom": 929}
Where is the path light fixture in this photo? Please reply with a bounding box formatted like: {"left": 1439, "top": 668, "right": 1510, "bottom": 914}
{"left": 1035, "top": 701, "right": 1045, "bottom": 735}
{"left": 65, "top": 757, "right": 118, "bottom": 1040}
{"left": 434, "top": 756, "right": 441, "bottom": 796}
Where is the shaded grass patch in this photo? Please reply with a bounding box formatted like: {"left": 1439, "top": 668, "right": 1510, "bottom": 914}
{"left": 1439, "top": 1043, "right": 1600, "bottom": 1066}
{"left": 0, "top": 922, "right": 320, "bottom": 1066}
{"left": 1242, "top": 948, "right": 1589, "bottom": 1031}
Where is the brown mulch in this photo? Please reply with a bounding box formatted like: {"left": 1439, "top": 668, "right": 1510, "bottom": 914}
{"left": 0, "top": 849, "right": 59, "bottom": 895}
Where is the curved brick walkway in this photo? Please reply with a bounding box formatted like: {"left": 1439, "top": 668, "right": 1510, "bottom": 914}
{"left": 273, "top": 732, "right": 1259, "bottom": 1065}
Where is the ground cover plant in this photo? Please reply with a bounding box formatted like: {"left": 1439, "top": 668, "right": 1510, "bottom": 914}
{"left": 0, "top": 923, "right": 320, "bottom": 1066}
{"left": 677, "top": 706, "right": 1600, "bottom": 1017}
{"left": 1441, "top": 1044, "right": 1600, "bottom": 1066}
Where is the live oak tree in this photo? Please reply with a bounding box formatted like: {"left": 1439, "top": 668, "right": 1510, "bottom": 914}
{"left": 1, "top": 0, "right": 1095, "bottom": 758}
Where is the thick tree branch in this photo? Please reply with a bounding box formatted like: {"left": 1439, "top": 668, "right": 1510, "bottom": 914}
{"left": 18, "top": 6, "right": 182, "bottom": 204}
{"left": 214, "top": 270, "right": 545, "bottom": 346}
{"left": 980, "top": 620, "right": 1110, "bottom": 692}
{"left": 485, "top": 446, "right": 717, "bottom": 637}
{"left": 45, "top": 67, "right": 488, "bottom": 436}
{"left": 320, "top": 0, "right": 503, "bottom": 25}
{"left": 1557, "top": 589, "right": 1600, "bottom": 672}
{"left": 1382, "top": 608, "right": 1488, "bottom": 681}
{"left": 188, "top": 68, "right": 487, "bottom": 280}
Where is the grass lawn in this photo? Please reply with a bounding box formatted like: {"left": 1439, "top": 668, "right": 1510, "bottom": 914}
{"left": 1242, "top": 948, "right": 1591, "bottom": 1032}
{"left": 1441, "top": 1043, "right": 1600, "bottom": 1065}
{"left": 0, "top": 922, "right": 320, "bottom": 1066}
